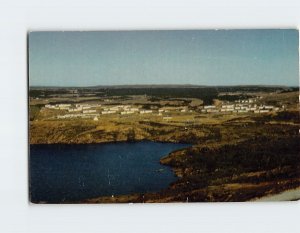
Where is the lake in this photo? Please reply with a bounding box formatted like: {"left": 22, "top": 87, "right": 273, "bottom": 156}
{"left": 30, "top": 141, "right": 190, "bottom": 203}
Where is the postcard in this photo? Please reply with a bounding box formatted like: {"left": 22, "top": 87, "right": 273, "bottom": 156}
{"left": 28, "top": 30, "right": 299, "bottom": 203}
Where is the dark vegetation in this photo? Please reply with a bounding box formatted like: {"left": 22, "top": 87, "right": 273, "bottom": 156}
{"left": 216, "top": 86, "right": 298, "bottom": 93}
{"left": 29, "top": 89, "right": 71, "bottom": 98}
{"left": 279, "top": 87, "right": 299, "bottom": 93}
{"left": 273, "top": 111, "right": 300, "bottom": 122}
{"left": 253, "top": 111, "right": 300, "bottom": 123}
{"left": 183, "top": 137, "right": 299, "bottom": 174}
{"left": 95, "top": 88, "right": 218, "bottom": 105}
{"left": 217, "top": 94, "right": 254, "bottom": 102}
{"left": 149, "top": 133, "right": 300, "bottom": 202}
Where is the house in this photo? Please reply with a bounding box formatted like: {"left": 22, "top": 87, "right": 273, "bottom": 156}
{"left": 57, "top": 104, "right": 71, "bottom": 110}
{"left": 120, "top": 111, "right": 134, "bottom": 115}
{"left": 58, "top": 104, "right": 71, "bottom": 108}
{"left": 83, "top": 110, "right": 97, "bottom": 114}
{"left": 222, "top": 104, "right": 234, "bottom": 109}
{"left": 102, "top": 110, "right": 117, "bottom": 114}
{"left": 204, "top": 105, "right": 216, "bottom": 109}
{"left": 68, "top": 108, "right": 82, "bottom": 112}
{"left": 264, "top": 106, "right": 274, "bottom": 109}
{"left": 139, "top": 110, "right": 153, "bottom": 114}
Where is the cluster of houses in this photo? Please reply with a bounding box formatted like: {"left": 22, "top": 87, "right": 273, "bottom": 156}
{"left": 45, "top": 103, "right": 101, "bottom": 120}
{"left": 45, "top": 103, "right": 191, "bottom": 117}
{"left": 201, "top": 98, "right": 281, "bottom": 114}
{"left": 45, "top": 103, "right": 101, "bottom": 112}
{"left": 45, "top": 103, "right": 181, "bottom": 120}
{"left": 44, "top": 97, "right": 281, "bottom": 121}
{"left": 57, "top": 113, "right": 100, "bottom": 121}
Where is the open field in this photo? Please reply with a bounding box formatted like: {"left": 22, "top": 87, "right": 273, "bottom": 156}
{"left": 29, "top": 86, "right": 300, "bottom": 202}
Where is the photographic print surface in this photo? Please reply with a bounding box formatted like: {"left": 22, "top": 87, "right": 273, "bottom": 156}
{"left": 29, "top": 30, "right": 300, "bottom": 203}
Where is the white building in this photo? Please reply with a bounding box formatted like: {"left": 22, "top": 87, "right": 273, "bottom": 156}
{"left": 204, "top": 105, "right": 216, "bottom": 109}
{"left": 222, "top": 104, "right": 235, "bottom": 109}
{"left": 140, "top": 110, "right": 153, "bottom": 114}
{"left": 259, "top": 110, "right": 270, "bottom": 113}
{"left": 83, "top": 109, "right": 97, "bottom": 114}
{"left": 120, "top": 111, "right": 135, "bottom": 115}
{"left": 102, "top": 110, "right": 117, "bottom": 114}
{"left": 264, "top": 106, "right": 274, "bottom": 109}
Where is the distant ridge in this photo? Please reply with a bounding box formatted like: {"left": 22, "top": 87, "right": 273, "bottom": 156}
{"left": 29, "top": 84, "right": 295, "bottom": 89}
{"left": 91, "top": 84, "right": 207, "bottom": 89}
{"left": 29, "top": 84, "right": 207, "bottom": 89}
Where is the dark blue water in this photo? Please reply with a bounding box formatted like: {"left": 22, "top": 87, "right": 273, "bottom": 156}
{"left": 30, "top": 141, "right": 190, "bottom": 203}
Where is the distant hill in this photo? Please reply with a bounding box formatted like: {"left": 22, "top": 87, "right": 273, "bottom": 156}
{"left": 29, "top": 84, "right": 296, "bottom": 90}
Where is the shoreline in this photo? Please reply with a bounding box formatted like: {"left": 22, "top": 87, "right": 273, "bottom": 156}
{"left": 29, "top": 139, "right": 194, "bottom": 146}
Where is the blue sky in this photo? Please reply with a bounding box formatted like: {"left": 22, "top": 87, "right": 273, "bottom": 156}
{"left": 29, "top": 30, "right": 299, "bottom": 87}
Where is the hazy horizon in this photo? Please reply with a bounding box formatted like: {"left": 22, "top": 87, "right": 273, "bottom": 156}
{"left": 29, "top": 30, "right": 299, "bottom": 87}
{"left": 29, "top": 83, "right": 299, "bottom": 88}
